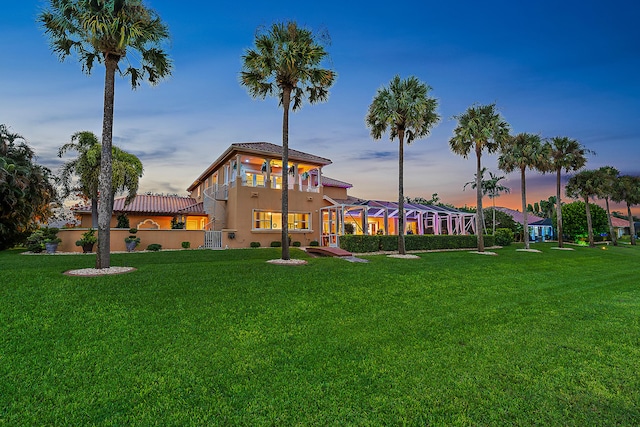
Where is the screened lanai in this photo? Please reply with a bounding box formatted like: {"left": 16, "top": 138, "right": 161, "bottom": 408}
{"left": 321, "top": 197, "right": 476, "bottom": 246}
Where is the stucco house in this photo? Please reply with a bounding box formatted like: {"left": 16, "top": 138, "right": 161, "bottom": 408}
{"left": 69, "top": 142, "right": 476, "bottom": 250}
{"left": 186, "top": 142, "right": 475, "bottom": 248}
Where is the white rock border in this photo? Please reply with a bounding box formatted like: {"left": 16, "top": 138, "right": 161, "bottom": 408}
{"left": 64, "top": 266, "right": 136, "bottom": 276}
{"left": 266, "top": 259, "right": 308, "bottom": 265}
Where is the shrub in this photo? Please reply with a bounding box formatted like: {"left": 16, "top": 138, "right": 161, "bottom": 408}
{"left": 292, "top": 241, "right": 301, "bottom": 247}
{"left": 344, "top": 223, "right": 355, "bottom": 234}
{"left": 250, "top": 241, "right": 261, "bottom": 248}
{"left": 494, "top": 228, "right": 514, "bottom": 246}
{"left": 309, "top": 240, "right": 320, "bottom": 247}
{"left": 147, "top": 243, "right": 162, "bottom": 251}
{"left": 181, "top": 241, "right": 190, "bottom": 249}
{"left": 270, "top": 241, "right": 282, "bottom": 247}
{"left": 26, "top": 230, "right": 46, "bottom": 253}
{"left": 339, "top": 234, "right": 494, "bottom": 253}
{"left": 116, "top": 214, "right": 130, "bottom": 228}
{"left": 554, "top": 201, "right": 608, "bottom": 241}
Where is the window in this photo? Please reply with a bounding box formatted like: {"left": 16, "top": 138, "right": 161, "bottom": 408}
{"left": 252, "top": 210, "right": 311, "bottom": 231}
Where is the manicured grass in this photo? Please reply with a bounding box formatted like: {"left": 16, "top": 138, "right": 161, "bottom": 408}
{"left": 1, "top": 244, "right": 638, "bottom": 425}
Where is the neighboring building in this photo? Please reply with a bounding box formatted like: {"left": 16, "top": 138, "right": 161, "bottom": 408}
{"left": 187, "top": 142, "right": 475, "bottom": 248}
{"left": 494, "top": 207, "right": 554, "bottom": 241}
{"left": 74, "top": 194, "right": 208, "bottom": 230}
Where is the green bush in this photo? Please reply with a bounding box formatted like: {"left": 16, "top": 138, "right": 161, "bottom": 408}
{"left": 309, "top": 240, "right": 319, "bottom": 247}
{"left": 270, "top": 241, "right": 282, "bottom": 247}
{"left": 340, "top": 234, "right": 494, "bottom": 253}
{"left": 147, "top": 244, "right": 162, "bottom": 251}
{"left": 116, "top": 214, "right": 130, "bottom": 229}
{"left": 250, "top": 242, "right": 261, "bottom": 248}
{"left": 181, "top": 241, "right": 190, "bottom": 249}
{"left": 554, "top": 201, "right": 608, "bottom": 241}
{"left": 292, "top": 241, "right": 301, "bottom": 247}
{"left": 26, "top": 230, "right": 45, "bottom": 253}
{"left": 494, "top": 228, "right": 514, "bottom": 246}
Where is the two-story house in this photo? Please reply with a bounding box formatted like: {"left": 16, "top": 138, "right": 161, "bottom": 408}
{"left": 187, "top": 142, "right": 476, "bottom": 249}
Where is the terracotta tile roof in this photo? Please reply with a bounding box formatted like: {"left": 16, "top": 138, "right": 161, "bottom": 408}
{"left": 188, "top": 142, "right": 332, "bottom": 192}
{"left": 74, "top": 195, "right": 206, "bottom": 216}
{"left": 231, "top": 142, "right": 333, "bottom": 165}
{"left": 610, "top": 216, "right": 631, "bottom": 227}
{"left": 321, "top": 175, "right": 352, "bottom": 188}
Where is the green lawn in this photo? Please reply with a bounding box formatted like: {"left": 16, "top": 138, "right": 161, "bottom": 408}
{"left": 1, "top": 243, "right": 638, "bottom": 426}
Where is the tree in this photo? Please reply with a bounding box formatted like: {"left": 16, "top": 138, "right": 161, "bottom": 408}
{"left": 240, "top": 21, "right": 335, "bottom": 260}
{"left": 449, "top": 104, "right": 510, "bottom": 252}
{"left": 566, "top": 170, "right": 601, "bottom": 246}
{"left": 498, "top": 133, "right": 549, "bottom": 250}
{"left": 366, "top": 75, "right": 440, "bottom": 254}
{"left": 464, "top": 168, "right": 510, "bottom": 234}
{"left": 595, "top": 166, "right": 620, "bottom": 245}
{"left": 58, "top": 131, "right": 143, "bottom": 228}
{"left": 0, "top": 124, "right": 57, "bottom": 250}
{"left": 612, "top": 175, "right": 640, "bottom": 245}
{"left": 554, "top": 201, "right": 608, "bottom": 242}
{"left": 543, "top": 137, "right": 592, "bottom": 248}
{"left": 40, "top": 0, "right": 172, "bottom": 269}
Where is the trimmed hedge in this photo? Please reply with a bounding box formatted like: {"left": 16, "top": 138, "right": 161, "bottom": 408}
{"left": 339, "top": 234, "right": 495, "bottom": 253}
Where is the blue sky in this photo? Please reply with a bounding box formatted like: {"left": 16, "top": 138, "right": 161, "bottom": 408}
{"left": 2, "top": 1, "right": 639, "bottom": 213}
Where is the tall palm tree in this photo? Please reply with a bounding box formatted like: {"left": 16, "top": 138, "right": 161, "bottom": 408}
{"left": 450, "top": 104, "right": 510, "bottom": 252}
{"left": 612, "top": 175, "right": 640, "bottom": 246}
{"left": 40, "top": 0, "right": 172, "bottom": 269}
{"left": 566, "top": 170, "right": 601, "bottom": 247}
{"left": 543, "top": 137, "right": 592, "bottom": 248}
{"left": 240, "top": 21, "right": 335, "bottom": 260}
{"left": 59, "top": 131, "right": 143, "bottom": 228}
{"left": 595, "top": 166, "right": 620, "bottom": 245}
{"left": 366, "top": 75, "right": 440, "bottom": 255}
{"left": 498, "top": 133, "right": 549, "bottom": 250}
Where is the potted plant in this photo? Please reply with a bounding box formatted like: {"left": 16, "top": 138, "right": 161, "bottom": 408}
{"left": 125, "top": 228, "right": 140, "bottom": 252}
{"left": 43, "top": 227, "right": 61, "bottom": 253}
{"left": 75, "top": 228, "right": 97, "bottom": 253}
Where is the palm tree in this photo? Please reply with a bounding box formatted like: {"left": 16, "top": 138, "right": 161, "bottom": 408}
{"left": 612, "top": 175, "right": 640, "bottom": 246}
{"left": 544, "top": 137, "right": 592, "bottom": 248}
{"left": 450, "top": 104, "right": 510, "bottom": 252}
{"left": 40, "top": 0, "right": 172, "bottom": 268}
{"left": 595, "top": 166, "right": 620, "bottom": 245}
{"left": 59, "top": 131, "right": 143, "bottom": 228}
{"left": 566, "top": 170, "right": 601, "bottom": 247}
{"left": 463, "top": 168, "right": 510, "bottom": 235}
{"left": 240, "top": 21, "right": 335, "bottom": 260}
{"left": 366, "top": 75, "right": 440, "bottom": 255}
{"left": 498, "top": 133, "right": 549, "bottom": 250}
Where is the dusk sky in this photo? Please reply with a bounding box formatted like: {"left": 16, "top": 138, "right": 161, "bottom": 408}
{"left": 2, "top": 1, "right": 639, "bottom": 214}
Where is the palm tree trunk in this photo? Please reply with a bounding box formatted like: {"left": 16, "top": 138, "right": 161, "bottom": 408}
{"left": 475, "top": 145, "right": 484, "bottom": 252}
{"left": 584, "top": 197, "right": 594, "bottom": 247}
{"left": 521, "top": 167, "right": 529, "bottom": 250}
{"left": 397, "top": 130, "right": 406, "bottom": 255}
{"left": 281, "top": 87, "right": 291, "bottom": 260}
{"left": 605, "top": 197, "right": 617, "bottom": 246}
{"left": 556, "top": 168, "right": 563, "bottom": 247}
{"left": 96, "top": 55, "right": 118, "bottom": 269}
{"left": 628, "top": 203, "right": 637, "bottom": 246}
{"left": 91, "top": 197, "right": 98, "bottom": 228}
{"left": 492, "top": 197, "right": 496, "bottom": 235}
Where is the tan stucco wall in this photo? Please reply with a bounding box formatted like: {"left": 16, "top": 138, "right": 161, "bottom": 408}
{"left": 57, "top": 228, "right": 206, "bottom": 253}
{"left": 218, "top": 177, "right": 330, "bottom": 248}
